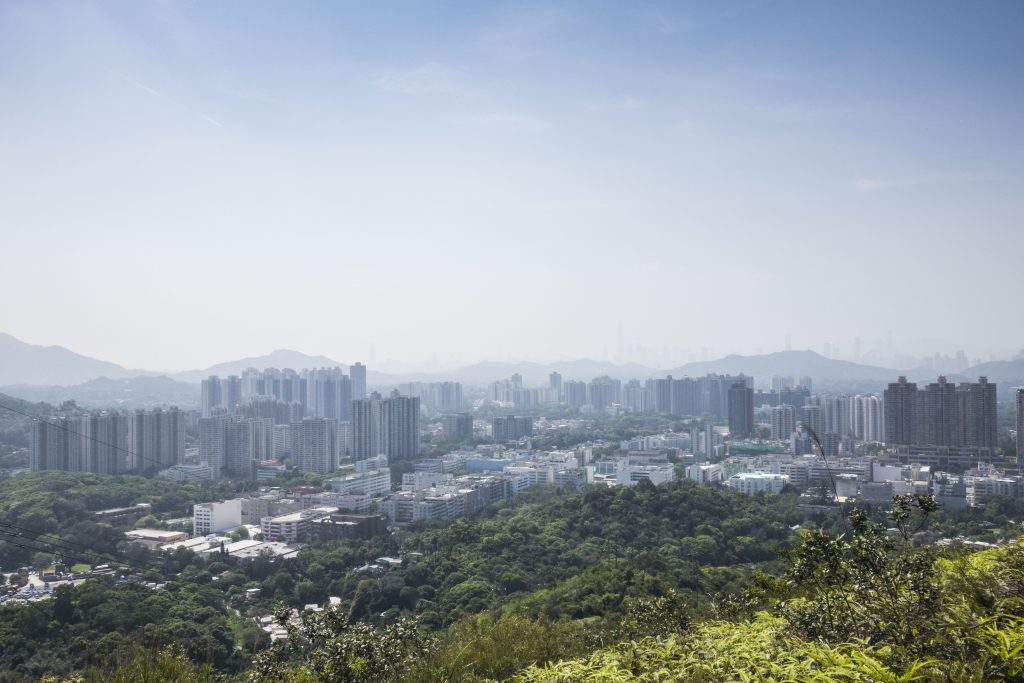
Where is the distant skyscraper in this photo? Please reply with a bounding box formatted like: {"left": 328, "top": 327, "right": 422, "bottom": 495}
{"left": 126, "top": 407, "right": 184, "bottom": 472}
{"left": 727, "top": 382, "right": 754, "bottom": 437}
{"left": 292, "top": 418, "right": 338, "bottom": 473}
{"left": 201, "top": 376, "right": 222, "bottom": 418}
{"left": 860, "top": 395, "right": 883, "bottom": 443}
{"left": 957, "top": 376, "right": 998, "bottom": 448}
{"left": 441, "top": 413, "right": 474, "bottom": 442}
{"left": 351, "top": 393, "right": 383, "bottom": 461}
{"left": 198, "top": 417, "right": 227, "bottom": 473}
{"left": 801, "top": 405, "right": 824, "bottom": 439}
{"left": 31, "top": 417, "right": 73, "bottom": 472}
{"left": 587, "top": 376, "right": 621, "bottom": 412}
{"left": 352, "top": 390, "right": 420, "bottom": 461}
{"left": 771, "top": 405, "right": 795, "bottom": 440}
{"left": 381, "top": 391, "right": 420, "bottom": 461}
{"left": 884, "top": 376, "right": 917, "bottom": 445}
{"left": 491, "top": 415, "right": 534, "bottom": 443}
{"left": 350, "top": 362, "right": 367, "bottom": 401}
{"left": 919, "top": 376, "right": 959, "bottom": 447}
{"left": 564, "top": 381, "right": 588, "bottom": 410}
{"left": 224, "top": 420, "right": 257, "bottom": 478}
{"left": 223, "top": 375, "right": 242, "bottom": 413}
{"left": 1016, "top": 388, "right": 1024, "bottom": 465}
{"left": 549, "top": 372, "right": 563, "bottom": 401}
{"left": 80, "top": 412, "right": 129, "bottom": 474}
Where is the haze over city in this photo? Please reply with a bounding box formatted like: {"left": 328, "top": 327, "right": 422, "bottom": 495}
{"left": 2, "top": 0, "right": 1023, "bottom": 371}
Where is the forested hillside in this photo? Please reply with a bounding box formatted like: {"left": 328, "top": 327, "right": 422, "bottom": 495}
{"left": 2, "top": 474, "right": 1021, "bottom": 682}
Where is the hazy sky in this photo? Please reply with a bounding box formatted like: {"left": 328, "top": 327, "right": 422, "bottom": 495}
{"left": 2, "top": 1, "right": 1022, "bottom": 372}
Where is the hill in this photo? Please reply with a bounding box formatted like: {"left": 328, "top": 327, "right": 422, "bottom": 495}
{"left": 667, "top": 350, "right": 894, "bottom": 383}
{"left": 0, "top": 375, "right": 199, "bottom": 409}
{"left": 964, "top": 358, "right": 1024, "bottom": 389}
{"left": 0, "top": 333, "right": 139, "bottom": 385}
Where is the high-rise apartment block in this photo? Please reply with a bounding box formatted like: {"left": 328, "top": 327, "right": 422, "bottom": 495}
{"left": 771, "top": 405, "right": 795, "bottom": 440}
{"left": 31, "top": 411, "right": 130, "bottom": 474}
{"left": 441, "top": 413, "right": 474, "bottom": 442}
{"left": 351, "top": 391, "right": 420, "bottom": 462}
{"left": 126, "top": 407, "right": 184, "bottom": 472}
{"left": 491, "top": 415, "right": 534, "bottom": 443}
{"left": 727, "top": 382, "right": 754, "bottom": 437}
{"left": 1016, "top": 388, "right": 1024, "bottom": 465}
{"left": 350, "top": 362, "right": 367, "bottom": 401}
{"left": 884, "top": 376, "right": 918, "bottom": 445}
{"left": 292, "top": 417, "right": 338, "bottom": 473}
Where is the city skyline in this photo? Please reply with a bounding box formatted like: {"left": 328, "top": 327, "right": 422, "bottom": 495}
{"left": 2, "top": 1, "right": 1023, "bottom": 370}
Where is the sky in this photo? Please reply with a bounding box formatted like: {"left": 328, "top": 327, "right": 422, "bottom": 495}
{"left": 1, "top": 0, "right": 1022, "bottom": 372}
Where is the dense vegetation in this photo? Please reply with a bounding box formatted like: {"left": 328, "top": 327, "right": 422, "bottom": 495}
{"left": 3, "top": 470, "right": 1022, "bottom": 681}
{"left": 0, "top": 472, "right": 257, "bottom": 569}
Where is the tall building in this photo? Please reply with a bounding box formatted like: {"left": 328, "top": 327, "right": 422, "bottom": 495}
{"left": 31, "top": 417, "right": 74, "bottom": 472}
{"left": 201, "top": 376, "right": 222, "bottom": 418}
{"left": 549, "top": 372, "right": 563, "bottom": 401}
{"left": 292, "top": 418, "right": 338, "bottom": 473}
{"left": 305, "top": 367, "right": 352, "bottom": 421}
{"left": 919, "top": 376, "right": 960, "bottom": 447}
{"left": 771, "top": 405, "right": 795, "bottom": 440}
{"left": 860, "top": 395, "right": 884, "bottom": 443}
{"left": 441, "top": 413, "right": 474, "bottom": 442}
{"left": 622, "top": 380, "right": 647, "bottom": 413}
{"left": 241, "top": 396, "right": 303, "bottom": 425}
{"left": 670, "top": 377, "right": 702, "bottom": 417}
{"left": 957, "top": 376, "right": 998, "bottom": 448}
{"left": 223, "top": 375, "right": 243, "bottom": 413}
{"left": 801, "top": 405, "right": 824, "bottom": 439}
{"left": 651, "top": 377, "right": 672, "bottom": 414}
{"left": 126, "top": 407, "right": 184, "bottom": 472}
{"left": 727, "top": 382, "right": 754, "bottom": 437}
{"left": 80, "top": 412, "right": 129, "bottom": 474}
{"left": 564, "top": 381, "right": 588, "bottom": 410}
{"left": 884, "top": 376, "right": 917, "bottom": 445}
{"left": 381, "top": 391, "right": 421, "bottom": 461}
{"left": 587, "top": 376, "right": 621, "bottom": 412}
{"left": 352, "top": 391, "right": 420, "bottom": 461}
{"left": 1016, "top": 388, "right": 1024, "bottom": 465}
{"left": 350, "top": 362, "right": 367, "bottom": 401}
{"left": 198, "top": 417, "right": 228, "bottom": 473}
{"left": 492, "top": 415, "right": 534, "bottom": 443}
{"left": 351, "top": 393, "right": 383, "bottom": 460}
{"left": 224, "top": 420, "right": 258, "bottom": 478}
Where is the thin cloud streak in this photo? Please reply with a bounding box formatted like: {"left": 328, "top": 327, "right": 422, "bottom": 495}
{"left": 111, "top": 71, "right": 223, "bottom": 127}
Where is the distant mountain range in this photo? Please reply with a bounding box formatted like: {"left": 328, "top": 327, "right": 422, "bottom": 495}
{"left": 0, "top": 376, "right": 200, "bottom": 410}
{"left": 665, "top": 350, "right": 891, "bottom": 383}
{"left": 0, "top": 333, "right": 141, "bottom": 386}
{"left": 1, "top": 332, "right": 1021, "bottom": 409}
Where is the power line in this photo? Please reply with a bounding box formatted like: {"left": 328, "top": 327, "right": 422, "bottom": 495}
{"left": 0, "top": 525, "right": 165, "bottom": 570}
{"left": 0, "top": 400, "right": 176, "bottom": 473}
{"left": 0, "top": 531, "right": 140, "bottom": 573}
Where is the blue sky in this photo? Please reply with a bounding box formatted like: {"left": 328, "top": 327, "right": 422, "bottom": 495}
{"left": 1, "top": 1, "right": 1022, "bottom": 371}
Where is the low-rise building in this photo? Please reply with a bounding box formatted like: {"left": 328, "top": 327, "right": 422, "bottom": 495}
{"left": 725, "top": 472, "right": 789, "bottom": 494}
{"left": 193, "top": 499, "right": 243, "bottom": 535}
{"left": 260, "top": 507, "right": 336, "bottom": 543}
{"left": 686, "top": 463, "right": 724, "bottom": 484}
